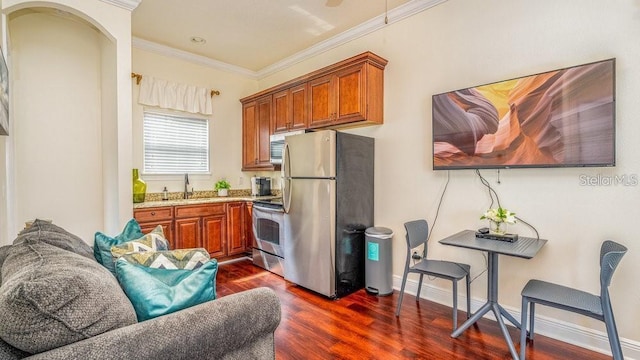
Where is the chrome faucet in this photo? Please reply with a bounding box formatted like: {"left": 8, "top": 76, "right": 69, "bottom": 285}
{"left": 184, "top": 173, "right": 193, "bottom": 199}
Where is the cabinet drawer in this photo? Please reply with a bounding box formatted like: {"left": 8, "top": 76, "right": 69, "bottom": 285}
{"left": 175, "top": 203, "right": 226, "bottom": 218}
{"left": 134, "top": 207, "right": 173, "bottom": 222}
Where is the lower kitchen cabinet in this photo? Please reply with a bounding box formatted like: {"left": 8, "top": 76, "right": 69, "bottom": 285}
{"left": 244, "top": 202, "right": 255, "bottom": 253}
{"left": 174, "top": 217, "right": 202, "bottom": 250}
{"left": 226, "top": 202, "right": 246, "bottom": 256}
{"left": 136, "top": 202, "right": 252, "bottom": 260}
{"left": 202, "top": 214, "right": 227, "bottom": 258}
{"left": 133, "top": 206, "right": 175, "bottom": 248}
{"left": 174, "top": 203, "right": 226, "bottom": 258}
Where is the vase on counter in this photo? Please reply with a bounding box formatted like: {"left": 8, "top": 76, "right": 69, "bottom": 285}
{"left": 217, "top": 189, "right": 228, "bottom": 197}
{"left": 132, "top": 168, "right": 147, "bottom": 203}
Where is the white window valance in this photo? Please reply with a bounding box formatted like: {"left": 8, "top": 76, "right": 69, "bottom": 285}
{"left": 138, "top": 76, "right": 213, "bottom": 115}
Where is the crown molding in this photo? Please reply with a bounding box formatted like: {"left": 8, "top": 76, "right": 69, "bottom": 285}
{"left": 131, "top": 0, "right": 446, "bottom": 79}
{"left": 99, "top": 0, "right": 142, "bottom": 11}
{"left": 256, "top": 0, "right": 447, "bottom": 79}
{"left": 132, "top": 37, "right": 258, "bottom": 79}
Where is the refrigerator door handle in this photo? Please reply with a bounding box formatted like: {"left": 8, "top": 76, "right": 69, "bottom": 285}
{"left": 282, "top": 142, "right": 292, "bottom": 213}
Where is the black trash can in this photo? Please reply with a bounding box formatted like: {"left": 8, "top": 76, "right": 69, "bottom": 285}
{"left": 336, "top": 225, "right": 367, "bottom": 298}
{"left": 365, "top": 227, "right": 394, "bottom": 296}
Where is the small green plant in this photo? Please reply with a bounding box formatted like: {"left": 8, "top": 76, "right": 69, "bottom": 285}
{"left": 214, "top": 179, "right": 231, "bottom": 190}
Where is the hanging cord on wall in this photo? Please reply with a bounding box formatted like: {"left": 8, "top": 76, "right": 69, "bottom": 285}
{"left": 426, "top": 170, "right": 451, "bottom": 245}
{"left": 412, "top": 171, "right": 451, "bottom": 267}
{"left": 420, "top": 171, "right": 486, "bottom": 284}
{"left": 469, "top": 254, "right": 488, "bottom": 284}
{"left": 412, "top": 170, "right": 488, "bottom": 285}
{"left": 384, "top": 0, "right": 389, "bottom": 24}
{"left": 476, "top": 169, "right": 501, "bottom": 209}
{"left": 475, "top": 169, "right": 540, "bottom": 240}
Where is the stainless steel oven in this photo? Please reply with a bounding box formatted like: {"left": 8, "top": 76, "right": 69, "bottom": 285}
{"left": 252, "top": 199, "right": 286, "bottom": 277}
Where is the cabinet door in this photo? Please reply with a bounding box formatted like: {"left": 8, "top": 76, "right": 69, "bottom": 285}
{"left": 242, "top": 101, "right": 258, "bottom": 169}
{"left": 226, "top": 202, "right": 245, "bottom": 256}
{"left": 289, "top": 83, "right": 308, "bottom": 130}
{"left": 256, "top": 95, "right": 273, "bottom": 167}
{"left": 308, "top": 74, "right": 334, "bottom": 128}
{"left": 139, "top": 220, "right": 174, "bottom": 248}
{"left": 334, "top": 64, "right": 366, "bottom": 124}
{"left": 174, "top": 217, "right": 201, "bottom": 249}
{"left": 202, "top": 214, "right": 226, "bottom": 258}
{"left": 272, "top": 89, "right": 289, "bottom": 133}
{"left": 134, "top": 207, "right": 175, "bottom": 248}
{"left": 245, "top": 202, "right": 255, "bottom": 250}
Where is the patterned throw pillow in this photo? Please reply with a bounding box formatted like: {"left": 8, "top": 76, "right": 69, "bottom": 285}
{"left": 110, "top": 226, "right": 169, "bottom": 262}
{"left": 119, "top": 248, "right": 210, "bottom": 270}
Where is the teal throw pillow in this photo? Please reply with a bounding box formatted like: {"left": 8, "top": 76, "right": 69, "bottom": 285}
{"left": 115, "top": 257, "right": 218, "bottom": 321}
{"left": 94, "top": 219, "right": 144, "bottom": 275}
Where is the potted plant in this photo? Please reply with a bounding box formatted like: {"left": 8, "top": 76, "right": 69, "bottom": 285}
{"left": 480, "top": 206, "right": 516, "bottom": 235}
{"left": 215, "top": 179, "right": 231, "bottom": 197}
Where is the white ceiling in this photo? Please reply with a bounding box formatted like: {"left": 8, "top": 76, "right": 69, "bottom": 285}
{"left": 131, "top": 0, "right": 413, "bottom": 72}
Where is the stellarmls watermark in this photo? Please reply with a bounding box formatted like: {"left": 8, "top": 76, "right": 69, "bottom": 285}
{"left": 579, "top": 174, "right": 638, "bottom": 186}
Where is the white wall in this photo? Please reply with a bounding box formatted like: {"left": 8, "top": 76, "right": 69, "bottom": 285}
{"left": 131, "top": 48, "right": 261, "bottom": 193}
{"left": 2, "top": 0, "right": 135, "bottom": 242}
{"left": 259, "top": 0, "right": 640, "bottom": 351}
{"left": 10, "top": 11, "right": 105, "bottom": 241}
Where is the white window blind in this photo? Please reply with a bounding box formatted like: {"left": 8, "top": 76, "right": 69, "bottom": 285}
{"left": 143, "top": 111, "right": 209, "bottom": 174}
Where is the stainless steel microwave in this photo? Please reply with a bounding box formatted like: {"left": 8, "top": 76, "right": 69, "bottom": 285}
{"left": 269, "top": 130, "right": 305, "bottom": 164}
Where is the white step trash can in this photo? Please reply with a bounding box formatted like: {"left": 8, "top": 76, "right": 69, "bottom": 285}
{"left": 365, "top": 226, "right": 394, "bottom": 296}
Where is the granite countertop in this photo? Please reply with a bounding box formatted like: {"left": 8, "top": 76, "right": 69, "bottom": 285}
{"left": 133, "top": 195, "right": 280, "bottom": 209}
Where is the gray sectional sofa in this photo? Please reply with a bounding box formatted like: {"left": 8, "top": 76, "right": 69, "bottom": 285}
{"left": 0, "top": 221, "right": 281, "bottom": 359}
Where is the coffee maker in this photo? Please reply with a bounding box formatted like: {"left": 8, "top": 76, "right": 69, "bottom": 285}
{"left": 251, "top": 177, "right": 271, "bottom": 196}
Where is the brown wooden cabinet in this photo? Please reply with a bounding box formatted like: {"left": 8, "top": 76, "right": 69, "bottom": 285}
{"left": 309, "top": 62, "right": 385, "bottom": 129}
{"left": 272, "top": 83, "right": 308, "bottom": 134}
{"left": 174, "top": 203, "right": 227, "bottom": 257}
{"left": 245, "top": 202, "right": 255, "bottom": 251}
{"left": 174, "top": 217, "right": 201, "bottom": 249}
{"left": 202, "top": 215, "right": 226, "bottom": 258}
{"left": 242, "top": 95, "right": 274, "bottom": 171}
{"left": 241, "top": 52, "right": 386, "bottom": 168}
{"left": 133, "top": 206, "right": 174, "bottom": 248}
{"left": 226, "top": 202, "right": 246, "bottom": 256}
{"left": 136, "top": 202, "right": 253, "bottom": 260}
{"left": 307, "top": 74, "right": 334, "bottom": 128}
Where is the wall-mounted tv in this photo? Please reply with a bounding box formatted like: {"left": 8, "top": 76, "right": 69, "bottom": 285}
{"left": 432, "top": 59, "right": 615, "bottom": 170}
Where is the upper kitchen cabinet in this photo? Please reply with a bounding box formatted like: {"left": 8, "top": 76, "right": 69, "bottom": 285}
{"left": 242, "top": 95, "right": 274, "bottom": 171}
{"left": 308, "top": 60, "right": 385, "bottom": 129}
{"left": 240, "top": 52, "right": 387, "bottom": 171}
{"left": 240, "top": 52, "right": 387, "bottom": 168}
{"left": 272, "top": 83, "right": 308, "bottom": 134}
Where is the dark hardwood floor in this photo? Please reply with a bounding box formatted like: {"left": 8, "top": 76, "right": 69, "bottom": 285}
{"left": 216, "top": 259, "right": 610, "bottom": 360}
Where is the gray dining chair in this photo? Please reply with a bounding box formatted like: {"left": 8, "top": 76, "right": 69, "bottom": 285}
{"left": 395, "top": 220, "right": 471, "bottom": 331}
{"left": 519, "top": 240, "right": 627, "bottom": 360}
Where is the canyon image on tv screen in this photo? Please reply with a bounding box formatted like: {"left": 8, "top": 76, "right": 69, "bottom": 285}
{"left": 432, "top": 58, "right": 615, "bottom": 170}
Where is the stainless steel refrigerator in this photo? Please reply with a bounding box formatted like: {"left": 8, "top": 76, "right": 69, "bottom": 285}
{"left": 282, "top": 130, "right": 374, "bottom": 298}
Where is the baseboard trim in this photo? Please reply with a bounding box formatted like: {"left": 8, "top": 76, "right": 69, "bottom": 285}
{"left": 393, "top": 275, "right": 640, "bottom": 360}
{"left": 218, "top": 256, "right": 251, "bottom": 265}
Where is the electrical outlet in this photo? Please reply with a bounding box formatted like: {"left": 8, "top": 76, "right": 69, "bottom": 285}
{"left": 238, "top": 177, "right": 243, "bottom": 186}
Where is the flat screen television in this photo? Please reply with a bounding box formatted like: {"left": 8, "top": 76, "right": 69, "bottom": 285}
{"left": 432, "top": 58, "right": 615, "bottom": 170}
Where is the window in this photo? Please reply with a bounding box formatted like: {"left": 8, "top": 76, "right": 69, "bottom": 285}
{"left": 143, "top": 111, "right": 209, "bottom": 174}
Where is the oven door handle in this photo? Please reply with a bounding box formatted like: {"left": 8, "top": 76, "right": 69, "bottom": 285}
{"left": 253, "top": 205, "right": 285, "bottom": 214}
